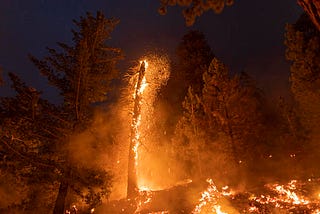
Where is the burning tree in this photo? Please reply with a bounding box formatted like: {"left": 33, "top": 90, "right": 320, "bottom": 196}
{"left": 125, "top": 55, "right": 170, "bottom": 200}
{"left": 127, "top": 60, "right": 147, "bottom": 198}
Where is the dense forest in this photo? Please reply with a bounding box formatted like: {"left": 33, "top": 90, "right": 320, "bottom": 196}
{"left": 1, "top": 1, "right": 320, "bottom": 213}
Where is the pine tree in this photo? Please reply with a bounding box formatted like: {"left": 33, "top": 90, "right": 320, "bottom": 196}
{"left": 285, "top": 13, "right": 320, "bottom": 136}
{"left": 173, "top": 58, "right": 266, "bottom": 181}
{"left": 176, "top": 30, "right": 214, "bottom": 96}
{"left": 173, "top": 86, "right": 206, "bottom": 178}
{"left": 0, "top": 73, "right": 65, "bottom": 212}
{"left": 201, "top": 58, "right": 265, "bottom": 164}
{"left": 26, "top": 12, "right": 121, "bottom": 214}
{"left": 161, "top": 30, "right": 214, "bottom": 138}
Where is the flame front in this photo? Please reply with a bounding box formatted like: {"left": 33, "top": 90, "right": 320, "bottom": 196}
{"left": 192, "top": 179, "right": 229, "bottom": 214}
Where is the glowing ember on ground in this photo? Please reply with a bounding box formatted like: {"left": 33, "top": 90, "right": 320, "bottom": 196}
{"left": 251, "top": 179, "right": 311, "bottom": 208}
{"left": 189, "top": 178, "right": 320, "bottom": 214}
{"left": 134, "top": 187, "right": 154, "bottom": 213}
{"left": 213, "top": 205, "right": 227, "bottom": 214}
{"left": 192, "top": 178, "right": 228, "bottom": 214}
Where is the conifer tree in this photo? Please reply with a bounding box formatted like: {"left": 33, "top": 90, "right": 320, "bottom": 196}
{"left": 0, "top": 11, "right": 122, "bottom": 213}
{"left": 161, "top": 30, "right": 214, "bottom": 136}
{"left": 174, "top": 58, "right": 266, "bottom": 181}
{"left": 0, "top": 73, "right": 66, "bottom": 212}
{"left": 285, "top": 13, "right": 320, "bottom": 136}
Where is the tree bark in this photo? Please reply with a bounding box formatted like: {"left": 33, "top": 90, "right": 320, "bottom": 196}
{"left": 298, "top": 0, "right": 320, "bottom": 31}
{"left": 53, "top": 168, "right": 71, "bottom": 214}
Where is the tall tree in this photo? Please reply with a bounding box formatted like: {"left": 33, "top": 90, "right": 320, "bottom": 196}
{"left": 176, "top": 30, "right": 214, "bottom": 95}
{"left": 173, "top": 58, "right": 266, "bottom": 181}
{"left": 26, "top": 11, "right": 121, "bottom": 213}
{"left": 161, "top": 30, "right": 214, "bottom": 137}
{"left": 285, "top": 13, "right": 320, "bottom": 135}
{"left": 0, "top": 73, "right": 66, "bottom": 212}
{"left": 173, "top": 86, "right": 206, "bottom": 178}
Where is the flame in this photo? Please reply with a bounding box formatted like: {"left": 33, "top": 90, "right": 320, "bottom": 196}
{"left": 134, "top": 187, "right": 154, "bottom": 213}
{"left": 213, "top": 205, "right": 227, "bottom": 214}
{"left": 131, "top": 60, "right": 148, "bottom": 186}
{"left": 192, "top": 178, "right": 230, "bottom": 214}
{"left": 131, "top": 55, "right": 170, "bottom": 191}
{"left": 138, "top": 76, "right": 148, "bottom": 95}
{"left": 251, "top": 179, "right": 311, "bottom": 208}
{"left": 312, "top": 209, "right": 320, "bottom": 214}
{"left": 132, "top": 114, "right": 142, "bottom": 167}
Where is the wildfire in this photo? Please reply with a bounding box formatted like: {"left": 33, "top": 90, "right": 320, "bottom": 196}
{"left": 213, "top": 205, "right": 227, "bottom": 214}
{"left": 132, "top": 60, "right": 149, "bottom": 178}
{"left": 132, "top": 114, "right": 142, "bottom": 166}
{"left": 251, "top": 179, "right": 310, "bottom": 208}
{"left": 128, "top": 55, "right": 170, "bottom": 193}
{"left": 134, "top": 187, "right": 154, "bottom": 213}
{"left": 192, "top": 178, "right": 229, "bottom": 214}
{"left": 191, "top": 178, "right": 320, "bottom": 214}
{"left": 246, "top": 179, "right": 320, "bottom": 213}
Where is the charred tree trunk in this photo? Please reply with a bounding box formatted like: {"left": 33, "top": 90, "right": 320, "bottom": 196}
{"left": 127, "top": 62, "right": 146, "bottom": 198}
{"left": 53, "top": 167, "right": 71, "bottom": 214}
{"left": 298, "top": 0, "right": 320, "bottom": 31}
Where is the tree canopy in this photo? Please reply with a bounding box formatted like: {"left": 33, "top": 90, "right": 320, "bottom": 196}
{"left": 0, "top": 11, "right": 122, "bottom": 213}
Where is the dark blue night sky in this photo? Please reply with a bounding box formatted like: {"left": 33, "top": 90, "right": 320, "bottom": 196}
{"left": 0, "top": 0, "right": 302, "bottom": 100}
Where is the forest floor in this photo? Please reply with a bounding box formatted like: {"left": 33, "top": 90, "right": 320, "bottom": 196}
{"left": 97, "top": 178, "right": 320, "bottom": 213}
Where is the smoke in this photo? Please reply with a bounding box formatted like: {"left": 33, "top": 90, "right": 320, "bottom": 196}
{"left": 66, "top": 53, "right": 173, "bottom": 202}
{"left": 66, "top": 102, "right": 131, "bottom": 201}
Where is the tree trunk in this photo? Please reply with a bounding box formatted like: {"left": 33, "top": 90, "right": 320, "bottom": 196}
{"left": 298, "top": 0, "right": 320, "bottom": 31}
{"left": 53, "top": 168, "right": 71, "bottom": 214}
{"left": 222, "top": 98, "right": 238, "bottom": 164}
{"left": 127, "top": 62, "right": 146, "bottom": 198}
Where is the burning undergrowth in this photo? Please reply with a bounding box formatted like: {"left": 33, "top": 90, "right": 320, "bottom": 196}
{"left": 97, "top": 177, "right": 320, "bottom": 213}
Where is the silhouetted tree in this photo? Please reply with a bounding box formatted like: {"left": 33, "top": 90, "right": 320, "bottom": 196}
{"left": 0, "top": 73, "right": 66, "bottom": 212}
{"left": 161, "top": 30, "right": 214, "bottom": 138}
{"left": 285, "top": 13, "right": 320, "bottom": 175}
{"left": 33, "top": 11, "right": 122, "bottom": 213}
{"left": 176, "top": 30, "right": 214, "bottom": 95}
{"left": 285, "top": 13, "right": 320, "bottom": 136}
{"left": 173, "top": 58, "right": 266, "bottom": 182}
